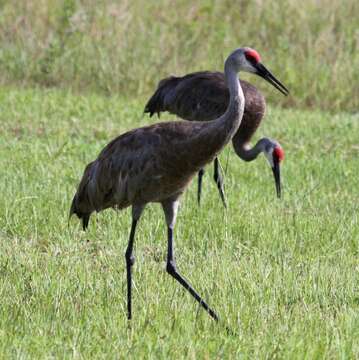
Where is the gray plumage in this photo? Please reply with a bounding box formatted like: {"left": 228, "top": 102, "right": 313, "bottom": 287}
{"left": 70, "top": 47, "right": 287, "bottom": 322}
{"left": 70, "top": 120, "right": 235, "bottom": 225}
{"left": 144, "top": 70, "right": 286, "bottom": 202}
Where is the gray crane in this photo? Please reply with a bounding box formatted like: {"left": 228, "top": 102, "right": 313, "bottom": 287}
{"left": 70, "top": 47, "right": 289, "bottom": 322}
{"left": 144, "top": 69, "right": 287, "bottom": 206}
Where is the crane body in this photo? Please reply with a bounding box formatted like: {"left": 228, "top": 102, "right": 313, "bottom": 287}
{"left": 145, "top": 71, "right": 286, "bottom": 203}
{"left": 71, "top": 48, "right": 288, "bottom": 321}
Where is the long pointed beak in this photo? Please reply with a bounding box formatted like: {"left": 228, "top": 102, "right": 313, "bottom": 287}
{"left": 271, "top": 161, "right": 281, "bottom": 198}
{"left": 256, "top": 63, "right": 289, "bottom": 96}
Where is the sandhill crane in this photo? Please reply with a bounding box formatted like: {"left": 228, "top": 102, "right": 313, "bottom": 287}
{"left": 70, "top": 47, "right": 289, "bottom": 322}
{"left": 144, "top": 71, "right": 287, "bottom": 206}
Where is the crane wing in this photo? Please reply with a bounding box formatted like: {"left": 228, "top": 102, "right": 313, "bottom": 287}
{"left": 144, "top": 72, "right": 229, "bottom": 121}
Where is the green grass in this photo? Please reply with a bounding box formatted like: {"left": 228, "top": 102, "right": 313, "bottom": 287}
{"left": 0, "top": 0, "right": 358, "bottom": 112}
{"left": 0, "top": 87, "right": 358, "bottom": 358}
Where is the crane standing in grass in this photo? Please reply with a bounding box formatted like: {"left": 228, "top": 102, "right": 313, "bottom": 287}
{"left": 70, "top": 47, "right": 289, "bottom": 322}
{"left": 144, "top": 71, "right": 287, "bottom": 206}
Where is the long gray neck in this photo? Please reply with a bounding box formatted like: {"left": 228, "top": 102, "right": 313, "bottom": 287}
{"left": 189, "top": 60, "right": 244, "bottom": 159}
{"left": 204, "top": 59, "right": 245, "bottom": 150}
{"left": 172, "top": 57, "right": 245, "bottom": 174}
{"left": 233, "top": 137, "right": 268, "bottom": 162}
{"left": 220, "top": 59, "right": 245, "bottom": 141}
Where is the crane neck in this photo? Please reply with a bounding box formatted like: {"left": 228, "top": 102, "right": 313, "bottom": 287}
{"left": 225, "top": 61, "right": 240, "bottom": 95}
{"left": 233, "top": 137, "right": 268, "bottom": 161}
{"left": 173, "top": 57, "right": 245, "bottom": 173}
{"left": 193, "top": 61, "right": 245, "bottom": 163}
{"left": 206, "top": 59, "right": 245, "bottom": 148}
{"left": 223, "top": 60, "right": 244, "bottom": 129}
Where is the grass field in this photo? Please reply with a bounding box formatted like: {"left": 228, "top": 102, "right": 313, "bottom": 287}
{"left": 0, "top": 88, "right": 358, "bottom": 358}
{"left": 0, "top": 0, "right": 358, "bottom": 112}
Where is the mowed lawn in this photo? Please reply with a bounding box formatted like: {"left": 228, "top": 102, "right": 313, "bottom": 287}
{"left": 0, "top": 88, "right": 358, "bottom": 358}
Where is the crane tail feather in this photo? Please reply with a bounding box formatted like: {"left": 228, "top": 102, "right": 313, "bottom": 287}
{"left": 144, "top": 76, "right": 179, "bottom": 117}
{"left": 82, "top": 214, "right": 90, "bottom": 231}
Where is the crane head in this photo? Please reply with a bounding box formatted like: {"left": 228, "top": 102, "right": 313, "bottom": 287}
{"left": 263, "top": 141, "right": 284, "bottom": 198}
{"left": 228, "top": 47, "right": 289, "bottom": 96}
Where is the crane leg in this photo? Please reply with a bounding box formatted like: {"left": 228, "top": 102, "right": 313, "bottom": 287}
{"left": 125, "top": 205, "right": 144, "bottom": 320}
{"left": 197, "top": 168, "right": 205, "bottom": 205}
{"left": 213, "top": 158, "right": 227, "bottom": 208}
{"left": 162, "top": 200, "right": 219, "bottom": 321}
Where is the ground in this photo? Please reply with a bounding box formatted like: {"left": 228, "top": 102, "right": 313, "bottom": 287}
{"left": 0, "top": 88, "right": 358, "bottom": 358}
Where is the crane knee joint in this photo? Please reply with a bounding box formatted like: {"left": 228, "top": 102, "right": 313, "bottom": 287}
{"left": 166, "top": 260, "right": 177, "bottom": 275}
{"left": 213, "top": 168, "right": 221, "bottom": 182}
{"left": 125, "top": 252, "right": 135, "bottom": 266}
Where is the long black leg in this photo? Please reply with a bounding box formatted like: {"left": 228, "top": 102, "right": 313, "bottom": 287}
{"left": 166, "top": 226, "right": 219, "bottom": 321}
{"left": 213, "top": 157, "right": 227, "bottom": 208}
{"left": 125, "top": 219, "right": 137, "bottom": 320}
{"left": 197, "top": 168, "right": 205, "bottom": 205}
{"left": 162, "top": 199, "right": 218, "bottom": 321}
{"left": 125, "top": 205, "right": 144, "bottom": 320}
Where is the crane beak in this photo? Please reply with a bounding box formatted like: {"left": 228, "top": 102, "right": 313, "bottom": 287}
{"left": 272, "top": 160, "right": 281, "bottom": 198}
{"left": 255, "top": 63, "right": 289, "bottom": 96}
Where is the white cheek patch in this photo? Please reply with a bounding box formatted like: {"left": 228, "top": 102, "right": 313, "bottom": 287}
{"left": 264, "top": 148, "right": 274, "bottom": 168}
{"left": 243, "top": 61, "right": 256, "bottom": 74}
